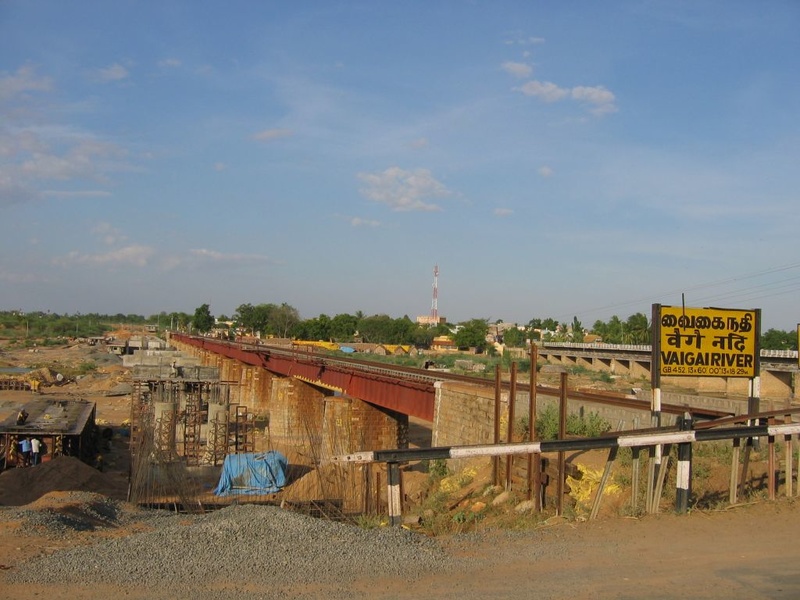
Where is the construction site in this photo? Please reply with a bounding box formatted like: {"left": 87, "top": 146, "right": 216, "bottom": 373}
{"left": 125, "top": 354, "right": 387, "bottom": 519}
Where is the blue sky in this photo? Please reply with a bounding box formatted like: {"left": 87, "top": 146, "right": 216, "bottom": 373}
{"left": 2, "top": 1, "right": 799, "bottom": 331}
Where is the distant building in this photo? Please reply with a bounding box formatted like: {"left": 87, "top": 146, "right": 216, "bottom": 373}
{"left": 431, "top": 336, "right": 457, "bottom": 351}
{"left": 416, "top": 315, "right": 446, "bottom": 326}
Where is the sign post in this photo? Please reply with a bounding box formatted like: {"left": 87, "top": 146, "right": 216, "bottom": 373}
{"left": 652, "top": 304, "right": 760, "bottom": 512}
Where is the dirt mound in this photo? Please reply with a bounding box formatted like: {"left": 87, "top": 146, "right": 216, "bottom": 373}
{"left": 0, "top": 457, "right": 123, "bottom": 506}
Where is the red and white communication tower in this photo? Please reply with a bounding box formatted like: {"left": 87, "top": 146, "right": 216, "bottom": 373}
{"left": 430, "top": 264, "right": 439, "bottom": 324}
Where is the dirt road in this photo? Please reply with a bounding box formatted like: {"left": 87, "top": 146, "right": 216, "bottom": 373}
{"left": 1, "top": 497, "right": 798, "bottom": 599}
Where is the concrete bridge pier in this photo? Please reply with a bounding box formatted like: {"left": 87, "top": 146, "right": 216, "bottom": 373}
{"left": 168, "top": 337, "right": 408, "bottom": 463}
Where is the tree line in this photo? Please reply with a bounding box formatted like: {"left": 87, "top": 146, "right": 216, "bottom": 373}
{"left": 0, "top": 307, "right": 796, "bottom": 352}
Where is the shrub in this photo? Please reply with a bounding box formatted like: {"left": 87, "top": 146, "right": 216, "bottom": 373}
{"left": 518, "top": 405, "right": 612, "bottom": 441}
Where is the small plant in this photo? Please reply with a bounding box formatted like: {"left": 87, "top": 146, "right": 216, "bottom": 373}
{"left": 596, "top": 371, "right": 614, "bottom": 384}
{"left": 528, "top": 405, "right": 612, "bottom": 440}
{"left": 427, "top": 458, "right": 449, "bottom": 480}
{"left": 694, "top": 441, "right": 735, "bottom": 463}
{"left": 77, "top": 361, "right": 98, "bottom": 376}
{"left": 354, "top": 514, "right": 384, "bottom": 529}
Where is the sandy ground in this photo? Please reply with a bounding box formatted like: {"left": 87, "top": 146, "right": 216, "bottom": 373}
{"left": 1, "top": 340, "right": 799, "bottom": 598}
{"left": 1, "top": 495, "right": 798, "bottom": 599}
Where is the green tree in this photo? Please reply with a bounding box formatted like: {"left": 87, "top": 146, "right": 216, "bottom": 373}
{"left": 329, "top": 313, "right": 359, "bottom": 342}
{"left": 234, "top": 303, "right": 256, "bottom": 333}
{"left": 295, "top": 314, "right": 332, "bottom": 341}
{"left": 454, "top": 319, "right": 489, "bottom": 352}
{"left": 625, "top": 312, "right": 650, "bottom": 344}
{"left": 269, "top": 303, "right": 300, "bottom": 338}
{"left": 357, "top": 314, "right": 395, "bottom": 343}
{"left": 761, "top": 328, "right": 797, "bottom": 351}
{"left": 502, "top": 326, "right": 526, "bottom": 347}
{"left": 411, "top": 324, "right": 435, "bottom": 348}
{"left": 192, "top": 304, "right": 215, "bottom": 333}
{"left": 605, "top": 315, "right": 625, "bottom": 344}
{"left": 571, "top": 317, "right": 584, "bottom": 342}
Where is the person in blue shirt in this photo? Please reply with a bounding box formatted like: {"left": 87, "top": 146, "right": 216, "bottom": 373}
{"left": 19, "top": 436, "right": 32, "bottom": 467}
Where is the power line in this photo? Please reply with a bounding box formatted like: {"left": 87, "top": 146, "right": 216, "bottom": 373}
{"left": 556, "top": 261, "right": 800, "bottom": 324}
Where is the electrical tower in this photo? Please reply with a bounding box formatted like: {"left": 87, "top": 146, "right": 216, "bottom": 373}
{"left": 431, "top": 264, "right": 439, "bottom": 324}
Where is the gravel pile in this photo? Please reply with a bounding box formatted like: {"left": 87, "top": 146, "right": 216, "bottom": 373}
{"left": 7, "top": 503, "right": 463, "bottom": 598}
{"left": 0, "top": 491, "right": 174, "bottom": 538}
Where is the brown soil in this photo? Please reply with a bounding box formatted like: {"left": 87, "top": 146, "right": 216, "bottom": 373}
{"left": 1, "top": 339, "right": 799, "bottom": 598}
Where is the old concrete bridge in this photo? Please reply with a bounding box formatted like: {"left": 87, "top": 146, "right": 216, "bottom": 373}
{"left": 165, "top": 334, "right": 797, "bottom": 465}
{"left": 538, "top": 342, "right": 798, "bottom": 400}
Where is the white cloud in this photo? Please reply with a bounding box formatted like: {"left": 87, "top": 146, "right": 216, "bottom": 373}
{"left": 158, "top": 58, "right": 182, "bottom": 68}
{"left": 349, "top": 217, "right": 380, "bottom": 227}
{"left": 19, "top": 138, "right": 126, "bottom": 181}
{"left": 410, "top": 137, "right": 429, "bottom": 149}
{"left": 91, "top": 222, "right": 126, "bottom": 245}
{"left": 95, "top": 63, "right": 129, "bottom": 82}
{"left": 251, "top": 128, "right": 293, "bottom": 142}
{"left": 189, "top": 248, "right": 277, "bottom": 266}
{"left": 517, "top": 80, "right": 569, "bottom": 102}
{"left": 502, "top": 61, "right": 533, "bottom": 79}
{"left": 53, "top": 245, "right": 154, "bottom": 268}
{"left": 0, "top": 111, "right": 130, "bottom": 203}
{"left": 572, "top": 85, "right": 617, "bottom": 115}
{"left": 0, "top": 64, "right": 52, "bottom": 100}
{"left": 0, "top": 178, "right": 38, "bottom": 206}
{"left": 213, "top": 162, "right": 227, "bottom": 172}
{"left": 514, "top": 79, "right": 617, "bottom": 116}
{"left": 494, "top": 208, "right": 513, "bottom": 216}
{"left": 538, "top": 166, "right": 554, "bottom": 177}
{"left": 505, "top": 35, "right": 546, "bottom": 46}
{"left": 41, "top": 190, "right": 113, "bottom": 198}
{"left": 0, "top": 270, "right": 48, "bottom": 283}
{"left": 358, "top": 167, "right": 451, "bottom": 212}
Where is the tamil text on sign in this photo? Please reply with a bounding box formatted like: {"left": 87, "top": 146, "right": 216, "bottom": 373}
{"left": 658, "top": 306, "right": 757, "bottom": 378}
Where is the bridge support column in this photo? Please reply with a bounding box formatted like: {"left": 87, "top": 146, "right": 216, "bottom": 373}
{"left": 322, "top": 396, "right": 408, "bottom": 459}
{"left": 268, "top": 377, "right": 320, "bottom": 449}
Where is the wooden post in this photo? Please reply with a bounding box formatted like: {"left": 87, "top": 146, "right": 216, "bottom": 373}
{"left": 768, "top": 417, "right": 776, "bottom": 501}
{"left": 631, "top": 447, "right": 641, "bottom": 512}
{"left": 649, "top": 303, "right": 662, "bottom": 516}
{"left": 527, "top": 343, "right": 541, "bottom": 510}
{"left": 675, "top": 416, "right": 693, "bottom": 514}
{"left": 645, "top": 445, "right": 656, "bottom": 513}
{"left": 739, "top": 441, "right": 752, "bottom": 500}
{"left": 785, "top": 413, "right": 794, "bottom": 498}
{"left": 738, "top": 390, "right": 759, "bottom": 500}
{"left": 493, "top": 365, "right": 501, "bottom": 486}
{"left": 590, "top": 446, "right": 617, "bottom": 520}
{"left": 729, "top": 437, "right": 740, "bottom": 505}
{"left": 653, "top": 443, "right": 672, "bottom": 514}
{"left": 556, "top": 371, "right": 567, "bottom": 517}
{"left": 387, "top": 462, "right": 402, "bottom": 526}
{"left": 506, "top": 362, "right": 517, "bottom": 491}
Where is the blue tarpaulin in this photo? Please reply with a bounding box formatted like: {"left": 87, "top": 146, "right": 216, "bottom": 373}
{"left": 213, "top": 451, "right": 288, "bottom": 496}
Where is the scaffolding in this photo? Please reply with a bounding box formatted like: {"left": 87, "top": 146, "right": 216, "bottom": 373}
{"left": 128, "top": 364, "right": 234, "bottom": 508}
{"left": 126, "top": 363, "right": 384, "bottom": 521}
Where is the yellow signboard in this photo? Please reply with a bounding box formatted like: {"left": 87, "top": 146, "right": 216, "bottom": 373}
{"left": 657, "top": 306, "right": 757, "bottom": 378}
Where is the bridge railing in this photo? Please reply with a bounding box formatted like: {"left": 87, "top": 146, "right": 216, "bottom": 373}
{"left": 333, "top": 410, "right": 800, "bottom": 525}
{"left": 542, "top": 341, "right": 798, "bottom": 359}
